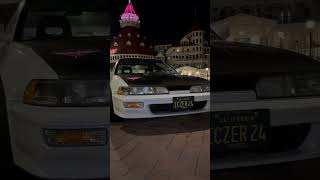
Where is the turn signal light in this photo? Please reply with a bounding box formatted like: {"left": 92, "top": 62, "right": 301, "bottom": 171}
{"left": 124, "top": 102, "right": 144, "bottom": 108}
{"left": 44, "top": 128, "right": 107, "bottom": 146}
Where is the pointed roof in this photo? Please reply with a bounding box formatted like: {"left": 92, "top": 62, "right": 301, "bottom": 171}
{"left": 120, "top": 0, "right": 140, "bottom": 28}
{"left": 123, "top": 0, "right": 137, "bottom": 14}
{"left": 192, "top": 8, "right": 201, "bottom": 31}
{"left": 192, "top": 18, "right": 201, "bottom": 31}
{"left": 123, "top": 1, "right": 137, "bottom": 14}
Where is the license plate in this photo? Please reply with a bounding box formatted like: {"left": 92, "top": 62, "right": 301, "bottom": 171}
{"left": 173, "top": 96, "right": 194, "bottom": 111}
{"left": 211, "top": 109, "right": 270, "bottom": 152}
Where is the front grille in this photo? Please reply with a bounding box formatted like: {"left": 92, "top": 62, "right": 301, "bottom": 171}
{"left": 212, "top": 123, "right": 310, "bottom": 158}
{"left": 212, "top": 75, "right": 260, "bottom": 92}
{"left": 166, "top": 85, "right": 192, "bottom": 91}
{"left": 149, "top": 101, "right": 207, "bottom": 114}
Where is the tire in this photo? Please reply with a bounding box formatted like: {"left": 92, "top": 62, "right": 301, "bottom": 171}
{"left": 0, "top": 78, "right": 15, "bottom": 171}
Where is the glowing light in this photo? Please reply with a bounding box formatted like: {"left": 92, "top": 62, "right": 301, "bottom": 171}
{"left": 53, "top": 50, "right": 100, "bottom": 59}
{"left": 120, "top": 0, "right": 140, "bottom": 27}
{"left": 110, "top": 48, "right": 118, "bottom": 54}
{"left": 127, "top": 77, "right": 142, "bottom": 80}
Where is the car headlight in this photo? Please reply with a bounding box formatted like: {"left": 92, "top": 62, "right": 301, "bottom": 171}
{"left": 117, "top": 86, "right": 169, "bottom": 95}
{"left": 190, "top": 85, "right": 210, "bottom": 93}
{"left": 23, "top": 79, "right": 110, "bottom": 106}
{"left": 256, "top": 73, "right": 320, "bottom": 98}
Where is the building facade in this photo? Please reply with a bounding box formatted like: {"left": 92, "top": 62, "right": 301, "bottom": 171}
{"left": 155, "top": 23, "right": 210, "bottom": 69}
{"left": 212, "top": 13, "right": 320, "bottom": 59}
{"left": 211, "top": 0, "right": 320, "bottom": 23}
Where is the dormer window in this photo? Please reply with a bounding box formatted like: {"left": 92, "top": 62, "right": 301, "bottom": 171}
{"left": 126, "top": 41, "right": 132, "bottom": 46}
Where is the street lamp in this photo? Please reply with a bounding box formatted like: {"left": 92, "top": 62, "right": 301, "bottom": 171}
{"left": 205, "top": 68, "right": 209, "bottom": 80}
{"left": 306, "top": 20, "right": 316, "bottom": 57}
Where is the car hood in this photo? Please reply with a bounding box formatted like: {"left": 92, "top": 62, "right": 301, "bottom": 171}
{"left": 118, "top": 73, "right": 209, "bottom": 91}
{"left": 24, "top": 37, "right": 109, "bottom": 79}
{"left": 212, "top": 41, "right": 320, "bottom": 92}
{"left": 212, "top": 40, "right": 320, "bottom": 76}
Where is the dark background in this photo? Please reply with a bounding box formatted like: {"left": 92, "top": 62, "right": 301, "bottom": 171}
{"left": 110, "top": 0, "right": 210, "bottom": 44}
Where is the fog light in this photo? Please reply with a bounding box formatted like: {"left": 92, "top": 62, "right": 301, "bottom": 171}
{"left": 44, "top": 128, "right": 107, "bottom": 146}
{"left": 124, "top": 102, "right": 144, "bottom": 108}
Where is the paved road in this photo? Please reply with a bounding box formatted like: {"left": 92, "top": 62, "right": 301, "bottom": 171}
{"left": 110, "top": 113, "right": 210, "bottom": 180}
{"left": 212, "top": 158, "right": 320, "bottom": 180}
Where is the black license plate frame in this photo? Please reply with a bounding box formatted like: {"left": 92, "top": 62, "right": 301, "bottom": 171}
{"left": 172, "top": 96, "right": 195, "bottom": 111}
{"left": 211, "top": 109, "right": 270, "bottom": 152}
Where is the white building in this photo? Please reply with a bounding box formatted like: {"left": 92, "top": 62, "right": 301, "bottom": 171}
{"left": 155, "top": 22, "right": 210, "bottom": 69}
{"left": 212, "top": 13, "right": 320, "bottom": 59}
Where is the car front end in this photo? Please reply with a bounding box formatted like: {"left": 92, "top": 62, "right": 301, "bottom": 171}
{"left": 9, "top": 102, "right": 109, "bottom": 179}
{"left": 211, "top": 41, "right": 320, "bottom": 170}
{"left": 113, "top": 87, "right": 209, "bottom": 119}
{"left": 2, "top": 2, "right": 111, "bottom": 176}
{"left": 111, "top": 59, "right": 210, "bottom": 119}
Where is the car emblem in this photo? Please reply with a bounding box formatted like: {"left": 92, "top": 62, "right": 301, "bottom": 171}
{"left": 53, "top": 49, "right": 101, "bottom": 59}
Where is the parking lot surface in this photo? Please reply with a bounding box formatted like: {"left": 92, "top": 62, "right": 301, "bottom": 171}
{"left": 110, "top": 113, "right": 210, "bottom": 180}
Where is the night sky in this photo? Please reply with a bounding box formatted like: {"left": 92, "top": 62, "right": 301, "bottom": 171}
{"left": 110, "top": 0, "right": 210, "bottom": 44}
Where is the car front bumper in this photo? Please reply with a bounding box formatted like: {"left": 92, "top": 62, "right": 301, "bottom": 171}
{"left": 112, "top": 92, "right": 210, "bottom": 119}
{"left": 7, "top": 102, "right": 109, "bottom": 179}
{"left": 212, "top": 97, "right": 320, "bottom": 170}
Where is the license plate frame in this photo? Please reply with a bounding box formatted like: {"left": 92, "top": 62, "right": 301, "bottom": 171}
{"left": 211, "top": 109, "right": 270, "bottom": 152}
{"left": 172, "top": 96, "right": 195, "bottom": 111}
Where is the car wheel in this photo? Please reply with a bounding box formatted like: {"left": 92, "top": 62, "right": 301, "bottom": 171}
{"left": 0, "top": 79, "right": 15, "bottom": 171}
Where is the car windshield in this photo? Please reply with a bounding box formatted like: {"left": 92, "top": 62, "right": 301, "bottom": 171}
{"left": 0, "top": 2, "right": 19, "bottom": 34}
{"left": 115, "top": 59, "right": 178, "bottom": 75}
{"left": 19, "top": 0, "right": 110, "bottom": 41}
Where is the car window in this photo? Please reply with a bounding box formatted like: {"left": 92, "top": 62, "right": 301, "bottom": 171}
{"left": 18, "top": 0, "right": 110, "bottom": 41}
{"left": 21, "top": 11, "right": 110, "bottom": 41}
{"left": 115, "top": 59, "right": 178, "bottom": 75}
{"left": 0, "top": 3, "right": 19, "bottom": 34}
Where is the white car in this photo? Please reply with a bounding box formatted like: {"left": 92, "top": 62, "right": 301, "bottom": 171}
{"left": 0, "top": 0, "right": 110, "bottom": 179}
{"left": 110, "top": 58, "right": 210, "bottom": 119}
{"left": 212, "top": 40, "right": 320, "bottom": 170}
